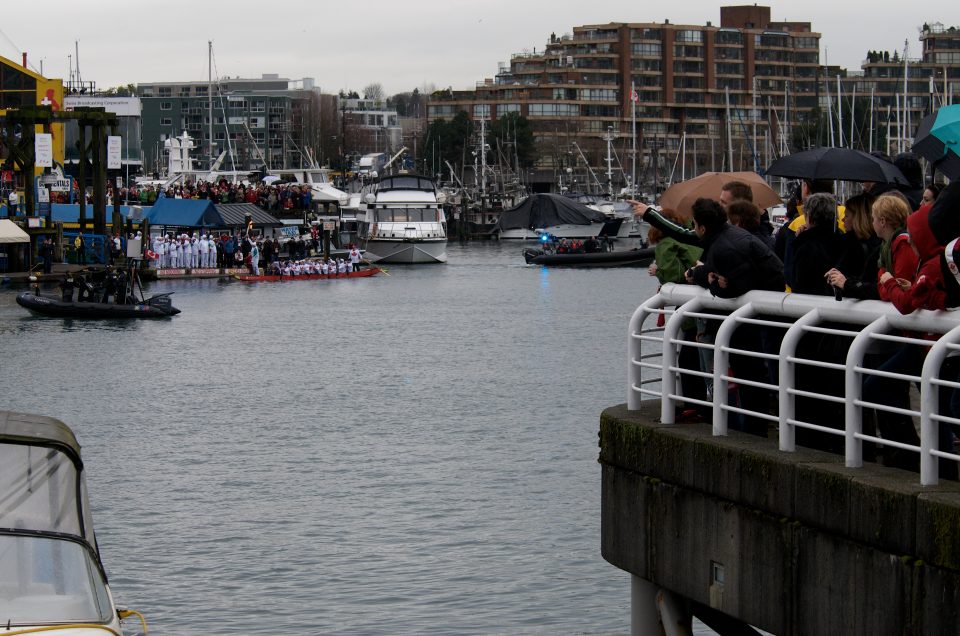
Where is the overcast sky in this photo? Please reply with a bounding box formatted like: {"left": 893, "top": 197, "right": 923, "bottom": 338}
{"left": 3, "top": 1, "right": 954, "bottom": 96}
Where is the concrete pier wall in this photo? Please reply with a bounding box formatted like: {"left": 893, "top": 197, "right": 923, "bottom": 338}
{"left": 600, "top": 402, "right": 960, "bottom": 635}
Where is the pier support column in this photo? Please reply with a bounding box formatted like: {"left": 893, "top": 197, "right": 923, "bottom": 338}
{"left": 631, "top": 575, "right": 663, "bottom": 636}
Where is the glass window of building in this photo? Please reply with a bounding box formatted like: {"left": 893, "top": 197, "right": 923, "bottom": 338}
{"left": 528, "top": 103, "right": 579, "bottom": 116}
{"left": 473, "top": 104, "right": 491, "bottom": 117}
{"left": 632, "top": 42, "right": 662, "bottom": 56}
{"left": 497, "top": 104, "right": 521, "bottom": 115}
{"left": 158, "top": 87, "right": 172, "bottom": 97}
{"left": 675, "top": 30, "right": 703, "bottom": 43}
{"left": 160, "top": 101, "right": 172, "bottom": 110}
{"left": 715, "top": 30, "right": 743, "bottom": 45}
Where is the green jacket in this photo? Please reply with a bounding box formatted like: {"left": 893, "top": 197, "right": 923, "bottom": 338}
{"left": 654, "top": 236, "right": 702, "bottom": 286}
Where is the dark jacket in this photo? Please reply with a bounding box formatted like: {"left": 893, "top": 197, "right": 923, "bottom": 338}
{"left": 691, "top": 224, "right": 785, "bottom": 298}
{"left": 836, "top": 232, "right": 882, "bottom": 300}
{"left": 790, "top": 225, "right": 846, "bottom": 296}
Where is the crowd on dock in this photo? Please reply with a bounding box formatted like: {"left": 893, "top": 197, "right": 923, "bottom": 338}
{"left": 71, "top": 179, "right": 319, "bottom": 211}
{"left": 636, "top": 151, "right": 960, "bottom": 477}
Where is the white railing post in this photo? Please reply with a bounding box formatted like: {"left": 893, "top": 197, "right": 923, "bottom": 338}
{"left": 778, "top": 309, "right": 821, "bottom": 452}
{"left": 919, "top": 324, "right": 960, "bottom": 485}
{"left": 660, "top": 298, "right": 704, "bottom": 425}
{"left": 629, "top": 294, "right": 664, "bottom": 410}
{"left": 711, "top": 304, "right": 756, "bottom": 436}
{"left": 844, "top": 316, "right": 888, "bottom": 469}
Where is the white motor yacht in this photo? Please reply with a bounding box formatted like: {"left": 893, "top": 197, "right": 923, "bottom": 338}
{"left": 0, "top": 411, "right": 145, "bottom": 635}
{"left": 356, "top": 174, "right": 447, "bottom": 264}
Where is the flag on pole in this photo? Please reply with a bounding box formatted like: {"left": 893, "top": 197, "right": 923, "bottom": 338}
{"left": 630, "top": 89, "right": 639, "bottom": 103}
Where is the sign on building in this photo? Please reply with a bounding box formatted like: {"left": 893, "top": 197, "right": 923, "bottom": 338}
{"left": 35, "top": 134, "right": 53, "bottom": 167}
{"left": 107, "top": 136, "right": 122, "bottom": 169}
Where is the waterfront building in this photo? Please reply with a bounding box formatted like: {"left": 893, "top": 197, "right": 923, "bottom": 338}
{"left": 834, "top": 22, "right": 960, "bottom": 159}
{"left": 63, "top": 95, "right": 143, "bottom": 178}
{"left": 0, "top": 54, "right": 66, "bottom": 194}
{"left": 340, "top": 98, "right": 403, "bottom": 160}
{"left": 136, "top": 74, "right": 325, "bottom": 175}
{"left": 428, "top": 5, "right": 821, "bottom": 192}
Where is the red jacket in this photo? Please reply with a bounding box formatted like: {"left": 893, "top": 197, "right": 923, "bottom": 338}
{"left": 880, "top": 204, "right": 946, "bottom": 313}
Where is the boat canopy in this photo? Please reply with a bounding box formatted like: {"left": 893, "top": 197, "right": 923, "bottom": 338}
{"left": 496, "top": 193, "right": 608, "bottom": 231}
{"left": 377, "top": 174, "right": 436, "bottom": 193}
{"left": 0, "top": 411, "right": 97, "bottom": 549}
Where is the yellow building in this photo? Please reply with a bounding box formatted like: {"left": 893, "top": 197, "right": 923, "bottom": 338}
{"left": 0, "top": 54, "right": 65, "bottom": 188}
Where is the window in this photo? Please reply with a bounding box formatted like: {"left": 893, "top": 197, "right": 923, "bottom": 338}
{"left": 717, "top": 77, "right": 744, "bottom": 91}
{"left": 528, "top": 103, "right": 579, "bottom": 116}
{"left": 496, "top": 104, "right": 520, "bottom": 115}
{"left": 582, "top": 105, "right": 619, "bottom": 117}
{"left": 195, "top": 86, "right": 208, "bottom": 97}
{"left": 674, "top": 30, "right": 703, "bottom": 43}
{"left": 715, "top": 30, "right": 742, "bottom": 45}
{"left": 580, "top": 88, "right": 617, "bottom": 101}
{"left": 674, "top": 76, "right": 704, "bottom": 89}
{"left": 632, "top": 28, "right": 661, "bottom": 40}
{"left": 160, "top": 101, "right": 172, "bottom": 110}
{"left": 473, "top": 104, "right": 490, "bottom": 117}
{"left": 632, "top": 59, "right": 662, "bottom": 72}
{"left": 715, "top": 47, "right": 743, "bottom": 60}
{"left": 250, "top": 101, "right": 266, "bottom": 113}
{"left": 632, "top": 42, "right": 662, "bottom": 56}
{"left": 215, "top": 131, "right": 226, "bottom": 141}
{"left": 793, "top": 36, "right": 819, "bottom": 49}
{"left": 673, "top": 45, "right": 703, "bottom": 59}
{"left": 673, "top": 60, "right": 704, "bottom": 74}
{"left": 158, "top": 87, "right": 172, "bottom": 97}
{"left": 160, "top": 117, "right": 172, "bottom": 126}
{"left": 715, "top": 62, "right": 743, "bottom": 75}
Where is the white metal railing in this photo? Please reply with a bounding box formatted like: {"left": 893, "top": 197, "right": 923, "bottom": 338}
{"left": 629, "top": 284, "right": 960, "bottom": 486}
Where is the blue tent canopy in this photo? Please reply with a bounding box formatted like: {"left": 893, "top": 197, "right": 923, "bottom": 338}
{"left": 146, "top": 198, "right": 220, "bottom": 227}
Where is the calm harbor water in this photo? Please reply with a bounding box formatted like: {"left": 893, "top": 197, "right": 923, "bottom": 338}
{"left": 2, "top": 242, "right": 676, "bottom": 634}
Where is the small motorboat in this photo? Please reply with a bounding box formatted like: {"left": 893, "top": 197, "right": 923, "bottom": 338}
{"left": 0, "top": 410, "right": 147, "bottom": 634}
{"left": 236, "top": 267, "right": 382, "bottom": 282}
{"left": 523, "top": 247, "right": 655, "bottom": 267}
{"left": 17, "top": 260, "right": 180, "bottom": 319}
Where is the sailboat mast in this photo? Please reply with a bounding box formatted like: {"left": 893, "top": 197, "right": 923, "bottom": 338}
{"left": 208, "top": 41, "right": 213, "bottom": 169}
{"left": 631, "top": 81, "right": 637, "bottom": 196}
{"left": 725, "top": 87, "right": 733, "bottom": 171}
{"left": 605, "top": 126, "right": 614, "bottom": 197}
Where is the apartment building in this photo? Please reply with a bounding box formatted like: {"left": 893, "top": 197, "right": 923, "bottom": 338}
{"left": 840, "top": 22, "right": 960, "bottom": 157}
{"left": 137, "top": 75, "right": 323, "bottom": 175}
{"left": 428, "top": 5, "right": 821, "bottom": 191}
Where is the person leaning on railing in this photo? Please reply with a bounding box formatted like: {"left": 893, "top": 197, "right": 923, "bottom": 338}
{"left": 647, "top": 208, "right": 707, "bottom": 419}
{"left": 824, "top": 192, "right": 881, "bottom": 300}
{"left": 685, "top": 198, "right": 785, "bottom": 437}
{"left": 863, "top": 197, "right": 957, "bottom": 477}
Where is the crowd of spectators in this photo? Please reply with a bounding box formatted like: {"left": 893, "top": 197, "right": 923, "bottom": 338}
{"left": 635, "top": 153, "right": 960, "bottom": 479}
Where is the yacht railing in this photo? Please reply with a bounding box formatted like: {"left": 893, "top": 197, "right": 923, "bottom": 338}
{"left": 629, "top": 284, "right": 960, "bottom": 486}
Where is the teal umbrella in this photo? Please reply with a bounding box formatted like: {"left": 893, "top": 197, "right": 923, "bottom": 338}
{"left": 913, "top": 104, "right": 960, "bottom": 180}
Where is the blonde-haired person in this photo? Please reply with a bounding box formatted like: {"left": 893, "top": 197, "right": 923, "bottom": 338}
{"left": 872, "top": 194, "right": 917, "bottom": 302}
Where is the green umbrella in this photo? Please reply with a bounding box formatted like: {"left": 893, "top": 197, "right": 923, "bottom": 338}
{"left": 913, "top": 104, "right": 960, "bottom": 180}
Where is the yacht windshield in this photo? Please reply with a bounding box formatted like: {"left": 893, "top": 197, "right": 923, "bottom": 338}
{"left": 375, "top": 208, "right": 438, "bottom": 223}
{"left": 0, "top": 535, "right": 113, "bottom": 625}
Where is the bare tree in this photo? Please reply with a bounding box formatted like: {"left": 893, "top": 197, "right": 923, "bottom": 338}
{"left": 363, "top": 83, "right": 385, "bottom": 102}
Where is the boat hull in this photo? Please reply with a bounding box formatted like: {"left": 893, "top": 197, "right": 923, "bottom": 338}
{"left": 522, "top": 247, "right": 655, "bottom": 267}
{"left": 16, "top": 292, "right": 180, "bottom": 318}
{"left": 237, "top": 268, "right": 382, "bottom": 282}
{"left": 499, "top": 218, "right": 622, "bottom": 240}
{"left": 361, "top": 239, "right": 447, "bottom": 264}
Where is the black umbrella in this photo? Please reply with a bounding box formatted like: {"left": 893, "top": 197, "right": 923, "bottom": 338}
{"left": 913, "top": 105, "right": 960, "bottom": 180}
{"left": 765, "top": 147, "right": 909, "bottom": 185}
